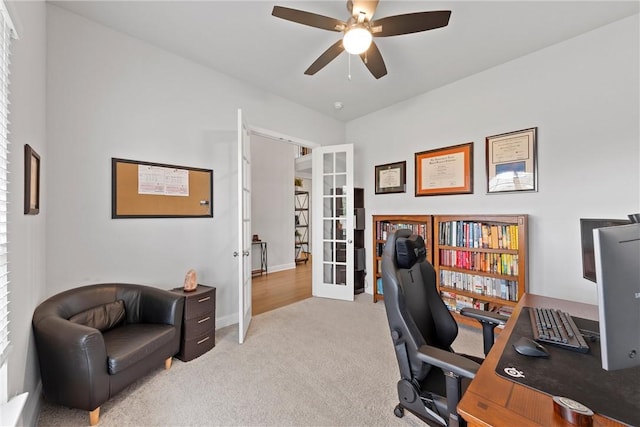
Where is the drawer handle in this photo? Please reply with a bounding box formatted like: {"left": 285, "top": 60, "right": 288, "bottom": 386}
{"left": 197, "top": 316, "right": 211, "bottom": 324}
{"left": 198, "top": 296, "right": 211, "bottom": 303}
{"left": 197, "top": 336, "right": 210, "bottom": 345}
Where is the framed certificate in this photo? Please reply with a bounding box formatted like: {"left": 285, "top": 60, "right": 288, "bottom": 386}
{"left": 415, "top": 142, "right": 473, "bottom": 196}
{"left": 486, "top": 127, "right": 537, "bottom": 193}
{"left": 375, "top": 161, "right": 406, "bottom": 194}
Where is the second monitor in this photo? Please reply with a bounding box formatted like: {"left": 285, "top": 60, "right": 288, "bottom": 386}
{"left": 593, "top": 222, "right": 640, "bottom": 371}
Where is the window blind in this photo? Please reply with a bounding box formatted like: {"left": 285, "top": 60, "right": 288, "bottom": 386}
{"left": 0, "top": 1, "right": 16, "bottom": 368}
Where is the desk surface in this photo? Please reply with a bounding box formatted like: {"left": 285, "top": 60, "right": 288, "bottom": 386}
{"left": 457, "top": 293, "right": 624, "bottom": 427}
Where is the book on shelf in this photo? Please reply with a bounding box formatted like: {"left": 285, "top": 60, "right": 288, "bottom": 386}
{"left": 438, "top": 250, "right": 519, "bottom": 275}
{"left": 474, "top": 300, "right": 489, "bottom": 310}
{"left": 455, "top": 295, "right": 474, "bottom": 312}
{"left": 440, "top": 290, "right": 457, "bottom": 311}
{"left": 439, "top": 290, "right": 493, "bottom": 314}
{"left": 496, "top": 305, "right": 514, "bottom": 317}
{"left": 376, "top": 278, "right": 384, "bottom": 295}
{"left": 377, "top": 221, "right": 428, "bottom": 241}
{"left": 439, "top": 270, "right": 518, "bottom": 302}
{"left": 438, "top": 220, "right": 519, "bottom": 250}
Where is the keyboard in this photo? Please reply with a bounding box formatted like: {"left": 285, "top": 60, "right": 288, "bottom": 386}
{"left": 528, "top": 307, "right": 590, "bottom": 353}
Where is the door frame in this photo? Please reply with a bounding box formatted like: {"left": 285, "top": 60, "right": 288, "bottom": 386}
{"left": 239, "top": 123, "right": 319, "bottom": 342}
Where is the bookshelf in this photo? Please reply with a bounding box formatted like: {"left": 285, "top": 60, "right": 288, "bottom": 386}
{"left": 372, "top": 215, "right": 433, "bottom": 303}
{"left": 294, "top": 190, "right": 309, "bottom": 264}
{"left": 354, "top": 188, "right": 365, "bottom": 294}
{"left": 433, "top": 214, "right": 528, "bottom": 328}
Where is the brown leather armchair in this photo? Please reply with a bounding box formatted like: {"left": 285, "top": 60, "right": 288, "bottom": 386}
{"left": 32, "top": 283, "right": 184, "bottom": 425}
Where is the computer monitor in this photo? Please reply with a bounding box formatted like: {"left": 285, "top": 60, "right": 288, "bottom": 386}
{"left": 580, "top": 218, "right": 630, "bottom": 282}
{"left": 593, "top": 222, "right": 640, "bottom": 371}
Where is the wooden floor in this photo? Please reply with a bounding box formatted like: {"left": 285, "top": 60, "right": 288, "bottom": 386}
{"left": 252, "top": 257, "right": 312, "bottom": 315}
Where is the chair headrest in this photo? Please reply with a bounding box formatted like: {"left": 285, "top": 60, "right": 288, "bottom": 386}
{"left": 395, "top": 234, "right": 427, "bottom": 269}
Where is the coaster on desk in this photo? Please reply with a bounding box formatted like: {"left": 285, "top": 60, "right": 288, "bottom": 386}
{"left": 553, "top": 396, "right": 594, "bottom": 426}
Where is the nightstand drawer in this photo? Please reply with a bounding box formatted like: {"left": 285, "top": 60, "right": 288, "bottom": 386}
{"left": 183, "top": 313, "right": 215, "bottom": 340}
{"left": 181, "top": 329, "right": 215, "bottom": 362}
{"left": 184, "top": 290, "right": 215, "bottom": 320}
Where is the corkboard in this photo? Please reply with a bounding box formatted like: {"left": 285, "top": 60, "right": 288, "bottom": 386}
{"left": 112, "top": 158, "right": 213, "bottom": 218}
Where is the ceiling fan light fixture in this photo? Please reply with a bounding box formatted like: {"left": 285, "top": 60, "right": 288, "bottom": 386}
{"left": 342, "top": 26, "right": 372, "bottom": 54}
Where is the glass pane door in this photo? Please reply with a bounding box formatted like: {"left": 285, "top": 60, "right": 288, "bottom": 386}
{"left": 312, "top": 144, "right": 354, "bottom": 301}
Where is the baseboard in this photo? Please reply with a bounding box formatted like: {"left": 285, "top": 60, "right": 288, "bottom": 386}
{"left": 19, "top": 381, "right": 41, "bottom": 427}
{"left": 216, "top": 313, "right": 237, "bottom": 329}
{"left": 267, "top": 263, "right": 295, "bottom": 273}
{"left": 214, "top": 260, "right": 300, "bottom": 330}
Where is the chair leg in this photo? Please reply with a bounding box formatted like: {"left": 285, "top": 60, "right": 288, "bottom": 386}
{"left": 165, "top": 357, "right": 172, "bottom": 370}
{"left": 89, "top": 407, "right": 100, "bottom": 426}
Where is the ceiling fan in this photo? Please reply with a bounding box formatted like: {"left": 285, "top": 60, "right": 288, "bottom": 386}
{"left": 271, "top": 0, "right": 451, "bottom": 79}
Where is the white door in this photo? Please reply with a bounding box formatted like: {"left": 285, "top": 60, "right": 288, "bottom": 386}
{"left": 312, "top": 144, "right": 354, "bottom": 301}
{"left": 237, "top": 109, "right": 252, "bottom": 343}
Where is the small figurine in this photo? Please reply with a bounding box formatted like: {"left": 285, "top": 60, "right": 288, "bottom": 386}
{"left": 183, "top": 269, "right": 197, "bottom": 292}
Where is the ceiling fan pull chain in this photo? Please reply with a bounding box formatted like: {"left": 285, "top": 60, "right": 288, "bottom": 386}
{"left": 348, "top": 53, "right": 352, "bottom": 81}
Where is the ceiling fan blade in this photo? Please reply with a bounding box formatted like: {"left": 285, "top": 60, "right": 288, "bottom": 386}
{"left": 348, "top": 0, "right": 379, "bottom": 21}
{"left": 359, "top": 41, "right": 387, "bottom": 79}
{"left": 272, "top": 6, "right": 346, "bottom": 32}
{"left": 305, "top": 40, "right": 345, "bottom": 75}
{"left": 372, "top": 10, "right": 451, "bottom": 37}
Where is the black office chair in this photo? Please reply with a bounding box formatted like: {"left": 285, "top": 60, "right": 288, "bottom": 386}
{"left": 382, "top": 229, "right": 507, "bottom": 427}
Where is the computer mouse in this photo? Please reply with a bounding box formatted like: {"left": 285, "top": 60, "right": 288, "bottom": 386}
{"left": 513, "top": 337, "right": 550, "bottom": 357}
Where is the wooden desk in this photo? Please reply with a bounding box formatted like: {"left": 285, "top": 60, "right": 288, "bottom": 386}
{"left": 458, "top": 293, "right": 624, "bottom": 427}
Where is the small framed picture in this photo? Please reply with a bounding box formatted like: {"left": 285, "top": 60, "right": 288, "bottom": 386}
{"left": 24, "top": 144, "right": 40, "bottom": 215}
{"left": 486, "top": 127, "right": 537, "bottom": 194}
{"left": 375, "top": 161, "right": 406, "bottom": 194}
{"left": 415, "top": 142, "right": 473, "bottom": 196}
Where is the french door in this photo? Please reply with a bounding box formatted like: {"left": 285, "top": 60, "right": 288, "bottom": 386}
{"left": 312, "top": 144, "right": 354, "bottom": 301}
{"left": 236, "top": 109, "right": 252, "bottom": 343}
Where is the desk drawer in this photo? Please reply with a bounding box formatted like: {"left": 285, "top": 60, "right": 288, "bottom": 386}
{"left": 179, "top": 329, "right": 215, "bottom": 362}
{"left": 184, "top": 289, "right": 215, "bottom": 320}
{"left": 183, "top": 314, "right": 215, "bottom": 340}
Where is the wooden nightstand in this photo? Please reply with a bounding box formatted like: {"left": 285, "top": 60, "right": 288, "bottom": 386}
{"left": 171, "top": 285, "right": 216, "bottom": 362}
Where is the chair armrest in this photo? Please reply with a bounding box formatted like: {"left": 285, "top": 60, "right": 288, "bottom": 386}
{"left": 460, "top": 307, "right": 508, "bottom": 325}
{"left": 138, "top": 288, "right": 184, "bottom": 326}
{"left": 460, "top": 307, "right": 509, "bottom": 355}
{"left": 417, "top": 345, "right": 479, "bottom": 380}
{"left": 32, "top": 316, "right": 109, "bottom": 410}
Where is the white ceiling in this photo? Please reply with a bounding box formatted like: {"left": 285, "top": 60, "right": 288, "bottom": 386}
{"left": 50, "top": 1, "right": 639, "bottom": 122}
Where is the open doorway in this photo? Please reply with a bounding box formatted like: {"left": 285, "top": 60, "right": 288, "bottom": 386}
{"left": 250, "top": 136, "right": 314, "bottom": 315}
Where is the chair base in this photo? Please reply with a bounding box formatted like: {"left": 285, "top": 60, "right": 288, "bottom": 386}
{"left": 396, "top": 379, "right": 452, "bottom": 427}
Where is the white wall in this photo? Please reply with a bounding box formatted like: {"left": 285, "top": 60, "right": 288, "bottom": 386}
{"left": 6, "top": 1, "right": 47, "bottom": 425}
{"left": 251, "top": 135, "right": 296, "bottom": 272}
{"left": 46, "top": 5, "right": 344, "bottom": 330}
{"left": 349, "top": 15, "right": 640, "bottom": 305}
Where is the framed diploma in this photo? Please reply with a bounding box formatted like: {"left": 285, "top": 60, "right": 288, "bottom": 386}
{"left": 486, "top": 127, "right": 537, "bottom": 194}
{"left": 375, "top": 161, "right": 406, "bottom": 194}
{"left": 415, "top": 142, "right": 473, "bottom": 196}
{"left": 24, "top": 144, "right": 40, "bottom": 215}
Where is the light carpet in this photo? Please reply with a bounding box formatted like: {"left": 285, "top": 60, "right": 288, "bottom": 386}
{"left": 37, "top": 293, "right": 483, "bottom": 426}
